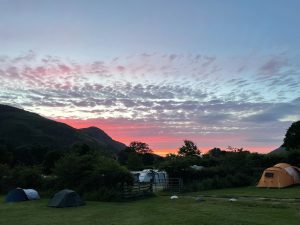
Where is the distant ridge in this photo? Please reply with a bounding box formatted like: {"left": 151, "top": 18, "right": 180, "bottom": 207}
{"left": 0, "top": 104, "right": 126, "bottom": 153}
{"left": 268, "top": 146, "right": 287, "bottom": 155}
{"left": 80, "top": 127, "right": 126, "bottom": 152}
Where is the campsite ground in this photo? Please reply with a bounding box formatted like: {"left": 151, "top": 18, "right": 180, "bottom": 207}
{"left": 1, "top": 186, "right": 300, "bottom": 225}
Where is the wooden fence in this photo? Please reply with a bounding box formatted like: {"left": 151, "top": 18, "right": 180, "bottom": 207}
{"left": 122, "top": 182, "right": 153, "bottom": 199}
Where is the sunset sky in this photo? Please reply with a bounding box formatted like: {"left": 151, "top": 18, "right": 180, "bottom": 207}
{"left": 1, "top": 0, "right": 300, "bottom": 155}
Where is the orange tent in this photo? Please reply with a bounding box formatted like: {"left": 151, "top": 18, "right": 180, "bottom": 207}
{"left": 257, "top": 163, "right": 300, "bottom": 188}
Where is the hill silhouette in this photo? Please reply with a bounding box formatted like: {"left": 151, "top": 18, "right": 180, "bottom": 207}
{"left": 80, "top": 127, "right": 126, "bottom": 152}
{"left": 0, "top": 104, "right": 126, "bottom": 153}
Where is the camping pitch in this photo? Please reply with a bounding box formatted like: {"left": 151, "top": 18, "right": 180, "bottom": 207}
{"left": 5, "top": 188, "right": 40, "bottom": 203}
{"left": 48, "top": 189, "right": 85, "bottom": 208}
{"left": 257, "top": 163, "right": 300, "bottom": 188}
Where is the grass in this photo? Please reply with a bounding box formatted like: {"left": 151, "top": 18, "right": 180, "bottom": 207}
{"left": 198, "top": 185, "right": 300, "bottom": 199}
{"left": 1, "top": 186, "right": 300, "bottom": 225}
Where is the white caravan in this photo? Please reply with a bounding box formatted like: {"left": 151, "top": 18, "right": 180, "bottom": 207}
{"left": 133, "top": 169, "right": 168, "bottom": 184}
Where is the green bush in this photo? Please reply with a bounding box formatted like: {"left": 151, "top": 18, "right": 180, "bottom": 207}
{"left": 53, "top": 152, "right": 133, "bottom": 200}
{"left": 161, "top": 150, "right": 270, "bottom": 192}
{"left": 2, "top": 166, "right": 43, "bottom": 191}
{"left": 0, "top": 164, "right": 10, "bottom": 193}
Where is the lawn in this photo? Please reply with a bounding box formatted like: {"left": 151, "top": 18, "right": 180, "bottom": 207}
{"left": 198, "top": 185, "right": 300, "bottom": 199}
{"left": 1, "top": 186, "right": 300, "bottom": 225}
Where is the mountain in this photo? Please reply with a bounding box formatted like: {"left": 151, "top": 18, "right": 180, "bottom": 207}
{"left": 0, "top": 104, "right": 126, "bottom": 153}
{"left": 80, "top": 127, "right": 126, "bottom": 151}
{"left": 268, "top": 146, "right": 287, "bottom": 155}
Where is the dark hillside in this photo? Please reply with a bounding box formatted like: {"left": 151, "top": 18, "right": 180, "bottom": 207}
{"left": 0, "top": 104, "right": 125, "bottom": 153}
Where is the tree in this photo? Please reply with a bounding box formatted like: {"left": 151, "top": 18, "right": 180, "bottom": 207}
{"left": 287, "top": 150, "right": 300, "bottom": 167}
{"left": 283, "top": 121, "right": 300, "bottom": 150}
{"left": 0, "top": 144, "right": 13, "bottom": 165}
{"left": 178, "top": 140, "right": 201, "bottom": 157}
{"left": 43, "top": 150, "right": 64, "bottom": 174}
{"left": 54, "top": 152, "right": 133, "bottom": 195}
{"left": 165, "top": 153, "right": 178, "bottom": 159}
{"left": 71, "top": 143, "right": 93, "bottom": 155}
{"left": 10, "top": 166, "right": 42, "bottom": 188}
{"left": 127, "top": 153, "right": 143, "bottom": 170}
{"left": 227, "top": 146, "right": 248, "bottom": 153}
{"left": 127, "top": 141, "right": 153, "bottom": 154}
{"left": 208, "top": 147, "right": 223, "bottom": 158}
{"left": 118, "top": 141, "right": 153, "bottom": 168}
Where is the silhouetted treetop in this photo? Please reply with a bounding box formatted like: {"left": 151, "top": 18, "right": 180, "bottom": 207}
{"left": 178, "top": 140, "right": 201, "bottom": 157}
{"left": 283, "top": 121, "right": 300, "bottom": 150}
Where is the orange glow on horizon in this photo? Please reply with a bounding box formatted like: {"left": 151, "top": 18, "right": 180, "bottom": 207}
{"left": 55, "top": 118, "right": 276, "bottom": 156}
{"left": 154, "top": 146, "right": 273, "bottom": 156}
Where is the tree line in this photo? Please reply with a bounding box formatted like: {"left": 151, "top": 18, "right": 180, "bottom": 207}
{"left": 0, "top": 120, "right": 299, "bottom": 200}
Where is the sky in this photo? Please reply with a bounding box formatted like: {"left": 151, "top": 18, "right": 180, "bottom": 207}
{"left": 1, "top": 0, "right": 300, "bottom": 155}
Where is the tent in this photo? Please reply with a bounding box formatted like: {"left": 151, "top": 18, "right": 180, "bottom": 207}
{"left": 257, "top": 163, "right": 300, "bottom": 188}
{"left": 23, "top": 189, "right": 40, "bottom": 200}
{"left": 5, "top": 188, "right": 40, "bottom": 203}
{"left": 48, "top": 189, "right": 85, "bottom": 208}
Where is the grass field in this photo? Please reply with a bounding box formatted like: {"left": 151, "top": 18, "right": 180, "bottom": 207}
{"left": 1, "top": 186, "right": 300, "bottom": 225}
{"left": 199, "top": 185, "right": 300, "bottom": 199}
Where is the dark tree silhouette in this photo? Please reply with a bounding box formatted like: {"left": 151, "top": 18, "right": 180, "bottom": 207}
{"left": 178, "top": 140, "right": 201, "bottom": 157}
{"left": 283, "top": 121, "right": 300, "bottom": 150}
{"left": 127, "top": 153, "right": 143, "bottom": 170}
{"left": 208, "top": 147, "right": 223, "bottom": 158}
{"left": 127, "top": 141, "right": 153, "bottom": 154}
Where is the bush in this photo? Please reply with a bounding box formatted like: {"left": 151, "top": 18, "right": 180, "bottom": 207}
{"left": 53, "top": 152, "right": 133, "bottom": 200}
{"left": 0, "top": 164, "right": 10, "bottom": 193}
{"left": 1, "top": 166, "right": 43, "bottom": 192}
{"left": 12, "top": 166, "right": 43, "bottom": 188}
{"left": 40, "top": 175, "right": 60, "bottom": 196}
{"left": 160, "top": 150, "right": 270, "bottom": 192}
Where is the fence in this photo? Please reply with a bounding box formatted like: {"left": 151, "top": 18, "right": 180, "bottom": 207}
{"left": 153, "top": 178, "right": 183, "bottom": 193}
{"left": 122, "top": 178, "right": 183, "bottom": 198}
{"left": 122, "top": 182, "right": 153, "bottom": 199}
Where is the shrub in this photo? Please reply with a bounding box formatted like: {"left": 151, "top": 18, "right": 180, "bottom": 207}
{"left": 53, "top": 152, "right": 133, "bottom": 200}
{"left": 3, "top": 166, "right": 43, "bottom": 190}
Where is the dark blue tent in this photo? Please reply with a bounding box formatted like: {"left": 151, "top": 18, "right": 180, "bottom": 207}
{"left": 5, "top": 188, "right": 28, "bottom": 203}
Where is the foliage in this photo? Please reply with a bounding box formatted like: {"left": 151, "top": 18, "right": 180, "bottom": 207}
{"left": 159, "top": 146, "right": 296, "bottom": 191}
{"left": 127, "top": 153, "right": 143, "bottom": 170}
{"left": 0, "top": 164, "right": 9, "bottom": 178}
{"left": 117, "top": 141, "right": 156, "bottom": 169}
{"left": 287, "top": 150, "right": 300, "bottom": 167}
{"left": 178, "top": 140, "right": 201, "bottom": 157}
{"left": 207, "top": 147, "right": 224, "bottom": 158}
{"left": 127, "top": 141, "right": 153, "bottom": 154}
{"left": 0, "top": 166, "right": 43, "bottom": 192}
{"left": 42, "top": 150, "right": 64, "bottom": 174}
{"left": 283, "top": 120, "right": 300, "bottom": 150}
{"left": 0, "top": 164, "right": 9, "bottom": 193}
{"left": 0, "top": 144, "right": 13, "bottom": 165}
{"left": 54, "top": 152, "right": 133, "bottom": 200}
{"left": 11, "top": 166, "right": 43, "bottom": 188}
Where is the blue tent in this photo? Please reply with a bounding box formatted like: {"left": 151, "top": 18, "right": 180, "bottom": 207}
{"left": 5, "top": 188, "right": 40, "bottom": 203}
{"left": 5, "top": 188, "right": 28, "bottom": 203}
